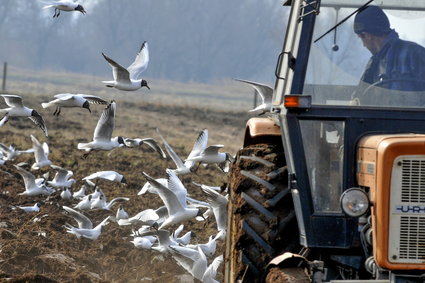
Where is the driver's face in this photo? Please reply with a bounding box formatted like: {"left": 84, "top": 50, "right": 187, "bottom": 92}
{"left": 358, "top": 32, "right": 379, "bottom": 55}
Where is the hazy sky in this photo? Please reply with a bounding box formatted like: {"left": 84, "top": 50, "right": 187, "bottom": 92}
{"left": 0, "top": 0, "right": 287, "bottom": 85}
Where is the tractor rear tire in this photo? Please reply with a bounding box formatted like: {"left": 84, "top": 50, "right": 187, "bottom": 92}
{"left": 225, "top": 143, "right": 300, "bottom": 283}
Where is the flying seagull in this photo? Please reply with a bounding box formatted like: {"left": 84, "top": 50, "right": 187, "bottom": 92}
{"left": 42, "top": 0, "right": 86, "bottom": 18}
{"left": 30, "top": 135, "right": 52, "bottom": 170}
{"left": 77, "top": 101, "right": 126, "bottom": 157}
{"left": 14, "top": 165, "right": 55, "bottom": 196}
{"left": 41, "top": 93, "right": 107, "bottom": 116}
{"left": 157, "top": 128, "right": 208, "bottom": 175}
{"left": 62, "top": 206, "right": 111, "bottom": 240}
{"left": 234, "top": 78, "right": 273, "bottom": 115}
{"left": 0, "top": 94, "right": 48, "bottom": 136}
{"left": 102, "top": 42, "right": 150, "bottom": 91}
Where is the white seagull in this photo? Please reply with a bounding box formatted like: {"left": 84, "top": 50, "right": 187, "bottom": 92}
{"left": 201, "top": 185, "right": 228, "bottom": 232}
{"left": 0, "top": 94, "right": 48, "bottom": 136}
{"left": 73, "top": 195, "right": 92, "bottom": 210}
{"left": 77, "top": 101, "right": 126, "bottom": 157}
{"left": 123, "top": 137, "right": 166, "bottom": 159}
{"left": 117, "top": 208, "right": 159, "bottom": 226}
{"left": 90, "top": 194, "right": 129, "bottom": 210}
{"left": 72, "top": 185, "right": 87, "bottom": 199}
{"left": 14, "top": 165, "right": 55, "bottom": 196}
{"left": 42, "top": 0, "right": 86, "bottom": 18}
{"left": 157, "top": 128, "right": 208, "bottom": 175}
{"left": 186, "top": 144, "right": 234, "bottom": 168}
{"left": 0, "top": 143, "right": 34, "bottom": 161}
{"left": 142, "top": 169, "right": 204, "bottom": 229}
{"left": 235, "top": 78, "right": 273, "bottom": 115}
{"left": 41, "top": 93, "right": 107, "bottom": 116}
{"left": 16, "top": 202, "right": 42, "bottom": 213}
{"left": 60, "top": 187, "right": 73, "bottom": 200}
{"left": 137, "top": 178, "right": 167, "bottom": 196}
{"left": 131, "top": 236, "right": 156, "bottom": 249}
{"left": 30, "top": 135, "right": 52, "bottom": 170}
{"left": 102, "top": 42, "right": 150, "bottom": 91}
{"left": 116, "top": 205, "right": 129, "bottom": 220}
{"left": 82, "top": 170, "right": 127, "bottom": 184}
{"left": 62, "top": 206, "right": 111, "bottom": 240}
{"left": 47, "top": 165, "right": 75, "bottom": 188}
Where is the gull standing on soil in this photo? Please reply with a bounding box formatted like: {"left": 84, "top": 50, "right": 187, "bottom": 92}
{"left": 60, "top": 187, "right": 72, "bottom": 200}
{"left": 41, "top": 93, "right": 107, "bottom": 116}
{"left": 123, "top": 137, "right": 166, "bottom": 159}
{"left": 235, "top": 78, "right": 273, "bottom": 115}
{"left": 0, "top": 94, "right": 48, "bottom": 136}
{"left": 16, "top": 202, "right": 42, "bottom": 213}
{"left": 157, "top": 128, "right": 208, "bottom": 175}
{"left": 102, "top": 42, "right": 150, "bottom": 91}
{"left": 72, "top": 185, "right": 87, "bottom": 199}
{"left": 77, "top": 101, "right": 126, "bottom": 157}
{"left": 0, "top": 143, "right": 34, "bottom": 161}
{"left": 116, "top": 205, "right": 129, "bottom": 220}
{"left": 142, "top": 169, "right": 204, "bottom": 229}
{"left": 73, "top": 195, "right": 92, "bottom": 210}
{"left": 62, "top": 206, "right": 111, "bottom": 240}
{"left": 82, "top": 170, "right": 127, "bottom": 184}
{"left": 42, "top": 0, "right": 86, "bottom": 18}
{"left": 47, "top": 165, "right": 75, "bottom": 188}
{"left": 30, "top": 135, "right": 52, "bottom": 170}
{"left": 14, "top": 165, "right": 55, "bottom": 196}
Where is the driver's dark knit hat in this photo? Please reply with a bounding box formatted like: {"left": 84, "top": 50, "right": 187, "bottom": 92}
{"left": 354, "top": 5, "right": 391, "bottom": 35}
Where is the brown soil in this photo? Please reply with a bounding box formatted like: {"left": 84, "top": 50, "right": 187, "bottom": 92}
{"left": 0, "top": 100, "right": 249, "bottom": 282}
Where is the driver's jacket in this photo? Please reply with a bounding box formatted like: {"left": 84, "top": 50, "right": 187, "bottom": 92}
{"left": 360, "top": 30, "right": 425, "bottom": 92}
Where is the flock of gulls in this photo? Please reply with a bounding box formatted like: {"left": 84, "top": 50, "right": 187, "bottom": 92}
{"left": 0, "top": 1, "right": 277, "bottom": 282}
{"left": 0, "top": 2, "right": 237, "bottom": 283}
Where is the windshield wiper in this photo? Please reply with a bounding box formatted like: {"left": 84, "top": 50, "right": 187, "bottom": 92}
{"left": 314, "top": 0, "right": 374, "bottom": 43}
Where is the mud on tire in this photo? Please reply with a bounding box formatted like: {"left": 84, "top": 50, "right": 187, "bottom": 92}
{"left": 225, "top": 143, "right": 299, "bottom": 282}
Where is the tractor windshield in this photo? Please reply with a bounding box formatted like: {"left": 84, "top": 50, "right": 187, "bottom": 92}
{"left": 304, "top": 1, "right": 425, "bottom": 108}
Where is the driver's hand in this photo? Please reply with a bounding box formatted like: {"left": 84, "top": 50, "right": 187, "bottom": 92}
{"left": 349, "top": 98, "right": 360, "bottom": 106}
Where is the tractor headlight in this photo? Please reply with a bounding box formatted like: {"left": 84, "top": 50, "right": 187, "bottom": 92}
{"left": 340, "top": 188, "right": 369, "bottom": 217}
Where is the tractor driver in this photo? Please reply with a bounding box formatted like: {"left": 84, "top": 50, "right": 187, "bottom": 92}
{"left": 352, "top": 5, "right": 425, "bottom": 105}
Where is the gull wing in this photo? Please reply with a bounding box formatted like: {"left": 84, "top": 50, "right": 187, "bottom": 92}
{"left": 202, "top": 255, "right": 224, "bottom": 282}
{"left": 102, "top": 53, "right": 131, "bottom": 83}
{"left": 50, "top": 164, "right": 72, "bottom": 182}
{"left": 1, "top": 94, "right": 23, "bottom": 108}
{"left": 14, "top": 165, "right": 37, "bottom": 190}
{"left": 139, "top": 138, "right": 166, "bottom": 159}
{"left": 234, "top": 78, "right": 273, "bottom": 105}
{"left": 63, "top": 206, "right": 93, "bottom": 229}
{"left": 156, "top": 128, "right": 185, "bottom": 169}
{"left": 202, "top": 145, "right": 224, "bottom": 155}
{"left": 79, "top": 94, "right": 108, "bottom": 105}
{"left": 201, "top": 186, "right": 228, "bottom": 231}
{"left": 166, "top": 169, "right": 188, "bottom": 207}
{"left": 83, "top": 170, "right": 120, "bottom": 181}
{"left": 106, "top": 197, "right": 130, "bottom": 210}
{"left": 127, "top": 42, "right": 150, "bottom": 80}
{"left": 31, "top": 135, "right": 47, "bottom": 163}
{"left": 93, "top": 101, "right": 115, "bottom": 141}
{"left": 142, "top": 172, "right": 185, "bottom": 216}
{"left": 28, "top": 110, "right": 48, "bottom": 137}
{"left": 185, "top": 129, "right": 208, "bottom": 168}
{"left": 53, "top": 93, "right": 75, "bottom": 101}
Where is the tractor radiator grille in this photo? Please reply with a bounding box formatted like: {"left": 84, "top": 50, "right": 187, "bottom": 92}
{"left": 401, "top": 160, "right": 425, "bottom": 203}
{"left": 399, "top": 216, "right": 425, "bottom": 260}
{"left": 389, "top": 157, "right": 425, "bottom": 263}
